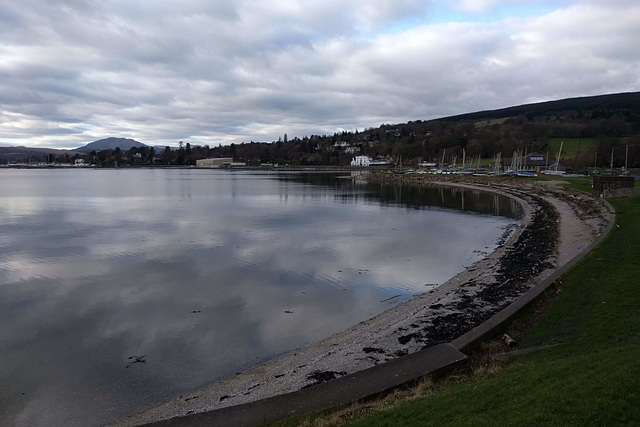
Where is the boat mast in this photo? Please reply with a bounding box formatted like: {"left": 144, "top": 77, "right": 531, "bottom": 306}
{"left": 555, "top": 141, "right": 563, "bottom": 172}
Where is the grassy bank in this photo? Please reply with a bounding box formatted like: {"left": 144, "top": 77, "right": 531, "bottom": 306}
{"left": 272, "top": 180, "right": 639, "bottom": 426}
{"left": 547, "top": 137, "right": 596, "bottom": 160}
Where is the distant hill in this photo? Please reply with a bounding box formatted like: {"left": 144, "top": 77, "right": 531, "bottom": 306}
{"left": 438, "top": 91, "right": 640, "bottom": 122}
{"left": 0, "top": 146, "right": 82, "bottom": 163}
{"left": 2, "top": 91, "right": 638, "bottom": 167}
{"left": 75, "top": 137, "right": 148, "bottom": 153}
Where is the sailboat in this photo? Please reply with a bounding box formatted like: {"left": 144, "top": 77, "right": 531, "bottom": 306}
{"left": 542, "top": 141, "right": 565, "bottom": 175}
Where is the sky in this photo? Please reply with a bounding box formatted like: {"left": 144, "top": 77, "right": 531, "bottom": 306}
{"left": 0, "top": 0, "right": 639, "bottom": 149}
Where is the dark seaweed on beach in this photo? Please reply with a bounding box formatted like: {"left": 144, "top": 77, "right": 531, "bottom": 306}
{"left": 493, "top": 196, "right": 558, "bottom": 287}
{"left": 362, "top": 347, "right": 386, "bottom": 354}
{"left": 125, "top": 355, "right": 147, "bottom": 368}
{"left": 303, "top": 370, "right": 347, "bottom": 388}
{"left": 396, "top": 193, "right": 559, "bottom": 350}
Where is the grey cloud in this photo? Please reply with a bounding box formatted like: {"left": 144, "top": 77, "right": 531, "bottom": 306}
{"left": 0, "top": 1, "right": 638, "bottom": 148}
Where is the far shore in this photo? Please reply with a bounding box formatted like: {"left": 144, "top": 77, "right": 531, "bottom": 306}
{"left": 112, "top": 175, "right": 611, "bottom": 427}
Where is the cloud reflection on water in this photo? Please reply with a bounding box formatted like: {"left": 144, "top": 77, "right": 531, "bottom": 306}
{"left": 0, "top": 170, "right": 518, "bottom": 426}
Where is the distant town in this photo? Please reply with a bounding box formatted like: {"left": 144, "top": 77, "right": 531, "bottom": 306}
{"left": 2, "top": 92, "right": 639, "bottom": 175}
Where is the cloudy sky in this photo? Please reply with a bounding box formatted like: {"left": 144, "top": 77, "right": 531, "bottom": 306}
{"left": 1, "top": 0, "right": 638, "bottom": 149}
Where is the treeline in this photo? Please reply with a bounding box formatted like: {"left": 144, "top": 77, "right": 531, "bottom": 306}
{"left": 440, "top": 91, "right": 640, "bottom": 122}
{"left": 6, "top": 92, "right": 640, "bottom": 171}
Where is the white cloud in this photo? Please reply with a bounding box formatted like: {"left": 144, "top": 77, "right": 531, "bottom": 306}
{"left": 457, "top": 0, "right": 506, "bottom": 12}
{"left": 0, "top": 0, "right": 638, "bottom": 149}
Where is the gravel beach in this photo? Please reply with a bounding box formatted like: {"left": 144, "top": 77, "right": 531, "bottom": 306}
{"left": 112, "top": 176, "right": 611, "bottom": 426}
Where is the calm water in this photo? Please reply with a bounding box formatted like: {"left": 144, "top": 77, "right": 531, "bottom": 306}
{"left": 0, "top": 169, "right": 519, "bottom": 426}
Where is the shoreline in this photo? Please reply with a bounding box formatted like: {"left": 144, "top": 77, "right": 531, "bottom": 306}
{"left": 112, "top": 177, "right": 611, "bottom": 426}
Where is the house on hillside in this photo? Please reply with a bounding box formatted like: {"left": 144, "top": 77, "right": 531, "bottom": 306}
{"left": 344, "top": 146, "right": 360, "bottom": 154}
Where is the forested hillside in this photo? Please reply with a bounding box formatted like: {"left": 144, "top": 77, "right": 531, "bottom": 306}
{"left": 206, "top": 91, "right": 640, "bottom": 171}
{"left": 3, "top": 91, "right": 640, "bottom": 170}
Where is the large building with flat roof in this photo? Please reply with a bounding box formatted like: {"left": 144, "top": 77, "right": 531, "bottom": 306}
{"left": 196, "top": 158, "right": 234, "bottom": 168}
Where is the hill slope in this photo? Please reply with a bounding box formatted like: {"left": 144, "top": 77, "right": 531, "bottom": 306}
{"left": 0, "top": 146, "right": 81, "bottom": 163}
{"left": 75, "top": 137, "right": 147, "bottom": 153}
{"left": 438, "top": 91, "right": 640, "bottom": 122}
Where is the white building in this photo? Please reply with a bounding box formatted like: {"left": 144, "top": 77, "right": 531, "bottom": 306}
{"left": 350, "top": 156, "right": 372, "bottom": 167}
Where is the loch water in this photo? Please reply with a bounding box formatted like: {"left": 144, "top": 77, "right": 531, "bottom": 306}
{"left": 0, "top": 169, "right": 519, "bottom": 426}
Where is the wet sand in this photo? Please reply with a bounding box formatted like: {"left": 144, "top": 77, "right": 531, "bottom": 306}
{"left": 112, "top": 177, "right": 611, "bottom": 426}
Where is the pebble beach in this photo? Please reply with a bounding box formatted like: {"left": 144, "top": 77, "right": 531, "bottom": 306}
{"left": 112, "top": 175, "right": 611, "bottom": 426}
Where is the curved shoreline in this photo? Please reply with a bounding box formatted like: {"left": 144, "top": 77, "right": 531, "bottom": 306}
{"left": 112, "top": 177, "right": 612, "bottom": 426}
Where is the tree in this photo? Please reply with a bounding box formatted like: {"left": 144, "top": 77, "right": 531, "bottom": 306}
{"left": 161, "top": 146, "right": 173, "bottom": 164}
{"left": 113, "top": 147, "right": 122, "bottom": 166}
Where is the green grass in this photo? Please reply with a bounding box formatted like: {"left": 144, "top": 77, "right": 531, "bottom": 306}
{"left": 344, "top": 346, "right": 639, "bottom": 427}
{"left": 527, "top": 174, "right": 594, "bottom": 193}
{"left": 557, "top": 175, "right": 593, "bottom": 193}
{"left": 344, "top": 190, "right": 640, "bottom": 426}
{"left": 474, "top": 117, "right": 509, "bottom": 128}
{"left": 274, "top": 179, "right": 640, "bottom": 426}
{"left": 547, "top": 138, "right": 596, "bottom": 160}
